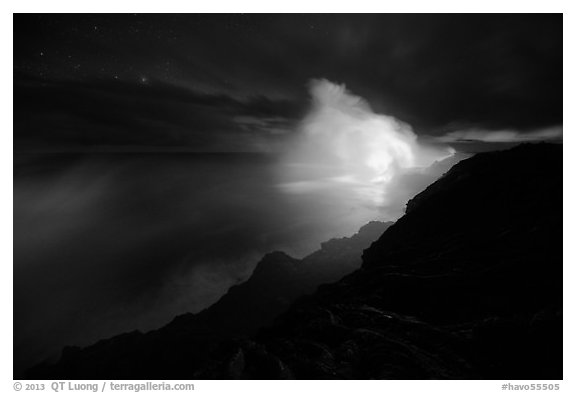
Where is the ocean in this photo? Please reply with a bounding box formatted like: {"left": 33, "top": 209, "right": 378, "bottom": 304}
{"left": 14, "top": 151, "right": 386, "bottom": 375}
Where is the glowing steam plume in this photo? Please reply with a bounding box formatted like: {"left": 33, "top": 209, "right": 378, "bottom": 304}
{"left": 279, "top": 79, "right": 454, "bottom": 209}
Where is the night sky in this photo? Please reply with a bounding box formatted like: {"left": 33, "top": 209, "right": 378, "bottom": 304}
{"left": 13, "top": 13, "right": 562, "bottom": 153}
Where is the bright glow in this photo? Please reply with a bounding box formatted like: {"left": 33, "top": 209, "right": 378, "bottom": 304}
{"left": 279, "top": 79, "right": 454, "bottom": 208}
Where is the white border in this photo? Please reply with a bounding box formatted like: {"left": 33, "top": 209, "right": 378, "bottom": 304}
{"left": 4, "top": 2, "right": 572, "bottom": 391}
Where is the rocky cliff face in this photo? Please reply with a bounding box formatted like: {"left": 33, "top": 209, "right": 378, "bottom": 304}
{"left": 161, "top": 220, "right": 393, "bottom": 340}
{"left": 29, "top": 221, "right": 393, "bottom": 379}
{"left": 29, "top": 143, "right": 562, "bottom": 380}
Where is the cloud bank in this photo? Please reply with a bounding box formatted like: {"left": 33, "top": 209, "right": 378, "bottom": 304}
{"left": 436, "top": 126, "right": 563, "bottom": 143}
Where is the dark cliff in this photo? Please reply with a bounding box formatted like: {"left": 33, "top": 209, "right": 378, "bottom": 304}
{"left": 29, "top": 221, "right": 393, "bottom": 379}
{"left": 30, "top": 143, "right": 562, "bottom": 379}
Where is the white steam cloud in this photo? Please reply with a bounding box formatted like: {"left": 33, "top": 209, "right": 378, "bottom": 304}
{"left": 278, "top": 79, "right": 454, "bottom": 210}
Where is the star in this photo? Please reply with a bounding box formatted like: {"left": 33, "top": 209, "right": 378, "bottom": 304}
{"left": 140, "top": 76, "right": 148, "bottom": 83}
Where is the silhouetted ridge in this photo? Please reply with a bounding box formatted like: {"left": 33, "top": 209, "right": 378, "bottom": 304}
{"left": 248, "top": 143, "right": 561, "bottom": 379}
{"left": 29, "top": 221, "right": 393, "bottom": 379}
{"left": 29, "top": 143, "right": 562, "bottom": 379}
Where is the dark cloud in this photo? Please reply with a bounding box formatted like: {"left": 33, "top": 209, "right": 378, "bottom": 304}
{"left": 14, "top": 14, "right": 562, "bottom": 152}
{"left": 14, "top": 73, "right": 304, "bottom": 151}
{"left": 435, "top": 126, "right": 563, "bottom": 143}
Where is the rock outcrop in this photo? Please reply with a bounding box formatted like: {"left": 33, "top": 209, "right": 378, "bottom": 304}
{"left": 30, "top": 143, "right": 562, "bottom": 379}
{"left": 29, "top": 221, "right": 393, "bottom": 379}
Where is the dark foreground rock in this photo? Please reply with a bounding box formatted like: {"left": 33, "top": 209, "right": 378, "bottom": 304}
{"left": 29, "top": 221, "right": 393, "bottom": 379}
{"left": 29, "top": 143, "right": 562, "bottom": 379}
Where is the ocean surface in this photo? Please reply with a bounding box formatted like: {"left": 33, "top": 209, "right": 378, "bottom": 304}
{"left": 14, "top": 152, "right": 387, "bottom": 376}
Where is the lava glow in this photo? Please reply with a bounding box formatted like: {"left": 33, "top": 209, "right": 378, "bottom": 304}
{"left": 279, "top": 79, "right": 454, "bottom": 208}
